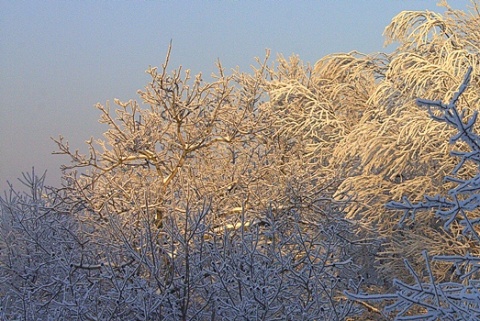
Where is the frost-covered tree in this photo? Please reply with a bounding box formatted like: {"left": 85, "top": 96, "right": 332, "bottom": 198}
{"left": 347, "top": 67, "right": 480, "bottom": 320}
{"left": 54, "top": 47, "right": 347, "bottom": 232}
{"left": 323, "top": 0, "right": 480, "bottom": 280}
{"left": 0, "top": 170, "right": 102, "bottom": 320}
{"left": 6, "top": 2, "right": 480, "bottom": 319}
{"left": 0, "top": 170, "right": 365, "bottom": 320}
{"left": 0, "top": 45, "right": 370, "bottom": 318}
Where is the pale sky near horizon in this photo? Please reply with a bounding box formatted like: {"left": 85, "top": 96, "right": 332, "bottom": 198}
{"left": 0, "top": 0, "right": 470, "bottom": 192}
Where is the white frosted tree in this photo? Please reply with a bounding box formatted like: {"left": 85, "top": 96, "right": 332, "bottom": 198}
{"left": 0, "top": 170, "right": 103, "bottom": 320}
{"left": 1, "top": 48, "right": 367, "bottom": 319}
{"left": 6, "top": 3, "right": 480, "bottom": 319}
{"left": 0, "top": 170, "right": 365, "bottom": 320}
{"left": 347, "top": 68, "right": 480, "bottom": 320}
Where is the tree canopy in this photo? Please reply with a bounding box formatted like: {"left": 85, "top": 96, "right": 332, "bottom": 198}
{"left": 2, "top": 1, "right": 480, "bottom": 319}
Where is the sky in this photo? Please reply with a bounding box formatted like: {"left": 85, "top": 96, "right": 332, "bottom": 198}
{"left": 0, "top": 0, "right": 471, "bottom": 192}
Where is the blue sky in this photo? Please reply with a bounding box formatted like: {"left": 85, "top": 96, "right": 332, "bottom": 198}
{"left": 0, "top": 0, "right": 469, "bottom": 190}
